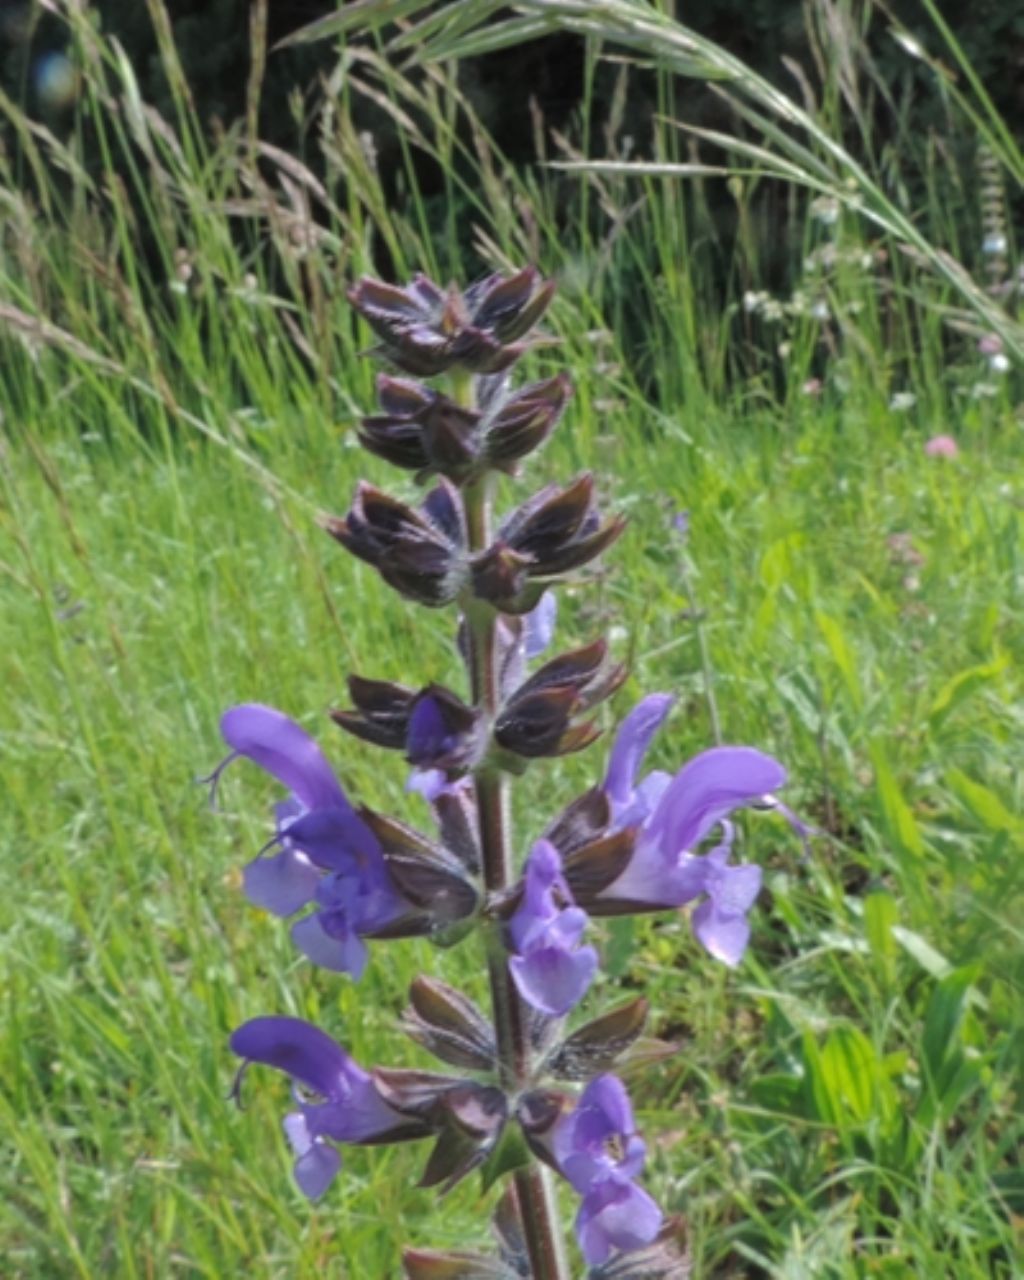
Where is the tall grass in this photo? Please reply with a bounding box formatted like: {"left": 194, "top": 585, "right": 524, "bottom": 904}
{"left": 1, "top": 1, "right": 1021, "bottom": 1276}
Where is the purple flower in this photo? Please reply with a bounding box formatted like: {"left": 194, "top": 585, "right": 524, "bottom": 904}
{"left": 215, "top": 704, "right": 404, "bottom": 978}
{"left": 688, "top": 823, "right": 763, "bottom": 965}
{"left": 407, "top": 594, "right": 557, "bottom": 803}
{"left": 523, "top": 590, "right": 557, "bottom": 659}
{"left": 405, "top": 767, "right": 471, "bottom": 804}
{"left": 507, "top": 841, "right": 598, "bottom": 1017}
{"left": 598, "top": 695, "right": 788, "bottom": 966}
{"left": 230, "top": 1016, "right": 423, "bottom": 1199}
{"left": 553, "top": 1075, "right": 662, "bottom": 1265}
{"left": 602, "top": 693, "right": 674, "bottom": 827}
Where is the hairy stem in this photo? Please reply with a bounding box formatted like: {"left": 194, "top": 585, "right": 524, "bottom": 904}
{"left": 456, "top": 372, "right": 570, "bottom": 1280}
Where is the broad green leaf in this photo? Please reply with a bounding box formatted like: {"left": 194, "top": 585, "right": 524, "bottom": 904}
{"left": 800, "top": 1031, "right": 838, "bottom": 1126}
{"left": 869, "top": 741, "right": 924, "bottom": 859}
{"left": 863, "top": 890, "right": 898, "bottom": 987}
{"left": 820, "top": 1025, "right": 878, "bottom": 1125}
{"left": 928, "top": 655, "right": 1007, "bottom": 729}
{"left": 815, "top": 611, "right": 862, "bottom": 710}
{"left": 921, "top": 965, "right": 980, "bottom": 1083}
{"left": 749, "top": 1073, "right": 806, "bottom": 1116}
{"left": 945, "top": 768, "right": 1021, "bottom": 837}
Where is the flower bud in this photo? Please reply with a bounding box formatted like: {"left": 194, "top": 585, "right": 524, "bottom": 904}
{"left": 359, "top": 375, "right": 478, "bottom": 476}
{"left": 545, "top": 998, "right": 650, "bottom": 1082}
{"left": 358, "top": 808, "right": 479, "bottom": 934}
{"left": 323, "top": 479, "right": 467, "bottom": 607}
{"left": 330, "top": 675, "right": 416, "bottom": 750}
{"left": 473, "top": 475, "right": 625, "bottom": 611}
{"left": 348, "top": 269, "right": 554, "bottom": 376}
{"left": 418, "top": 1083, "right": 509, "bottom": 1193}
{"left": 406, "top": 688, "right": 485, "bottom": 772}
{"left": 481, "top": 372, "right": 572, "bottom": 472}
{"left": 401, "top": 977, "right": 497, "bottom": 1072}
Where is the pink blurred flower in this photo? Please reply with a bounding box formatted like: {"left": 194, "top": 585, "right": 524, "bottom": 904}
{"left": 924, "top": 435, "right": 959, "bottom": 458}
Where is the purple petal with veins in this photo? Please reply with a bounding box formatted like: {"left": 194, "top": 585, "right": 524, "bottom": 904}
{"left": 692, "top": 902, "right": 751, "bottom": 967}
{"left": 284, "top": 807, "right": 381, "bottom": 871}
{"left": 230, "top": 1016, "right": 360, "bottom": 1098}
{"left": 552, "top": 1073, "right": 663, "bottom": 1264}
{"left": 554, "top": 1074, "right": 645, "bottom": 1192}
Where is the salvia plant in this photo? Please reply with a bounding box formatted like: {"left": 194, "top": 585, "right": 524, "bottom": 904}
{"left": 210, "top": 269, "right": 800, "bottom": 1278}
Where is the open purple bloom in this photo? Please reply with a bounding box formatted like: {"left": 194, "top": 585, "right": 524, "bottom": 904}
{"left": 215, "top": 704, "right": 405, "bottom": 978}
{"left": 230, "top": 1016, "right": 424, "bottom": 1199}
{"left": 553, "top": 1074, "right": 662, "bottom": 1265}
{"left": 598, "top": 695, "right": 788, "bottom": 965}
{"left": 507, "top": 840, "right": 598, "bottom": 1017}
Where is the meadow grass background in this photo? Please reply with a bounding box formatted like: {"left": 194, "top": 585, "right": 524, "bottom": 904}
{"left": 1, "top": 2, "right": 1023, "bottom": 1276}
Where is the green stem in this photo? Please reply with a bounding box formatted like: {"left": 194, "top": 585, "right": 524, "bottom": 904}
{"left": 454, "top": 372, "right": 570, "bottom": 1280}
{"left": 677, "top": 553, "right": 723, "bottom": 746}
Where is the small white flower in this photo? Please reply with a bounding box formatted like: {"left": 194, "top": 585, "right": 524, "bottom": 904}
{"left": 889, "top": 392, "right": 916, "bottom": 412}
{"left": 982, "top": 233, "right": 1008, "bottom": 256}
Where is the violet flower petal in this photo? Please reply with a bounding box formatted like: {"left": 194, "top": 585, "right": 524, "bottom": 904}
{"left": 576, "top": 1176, "right": 663, "bottom": 1265}
{"left": 220, "top": 704, "right": 350, "bottom": 812}
{"left": 405, "top": 696, "right": 451, "bottom": 765}
{"left": 284, "top": 808, "right": 381, "bottom": 871}
{"left": 243, "top": 849, "right": 321, "bottom": 917}
{"left": 644, "top": 746, "right": 786, "bottom": 859}
{"left": 509, "top": 941, "right": 598, "bottom": 1017}
{"left": 507, "top": 842, "right": 596, "bottom": 1017}
{"left": 691, "top": 900, "right": 751, "bottom": 967}
{"left": 688, "top": 848, "right": 763, "bottom": 965}
{"left": 291, "top": 913, "right": 369, "bottom": 979}
{"left": 603, "top": 694, "right": 674, "bottom": 816}
{"left": 524, "top": 591, "right": 558, "bottom": 658}
{"left": 283, "top": 1112, "right": 342, "bottom": 1199}
{"left": 230, "top": 1016, "right": 356, "bottom": 1099}
{"left": 554, "top": 1074, "right": 645, "bottom": 1191}
{"left": 705, "top": 851, "right": 762, "bottom": 913}
{"left": 507, "top": 840, "right": 567, "bottom": 951}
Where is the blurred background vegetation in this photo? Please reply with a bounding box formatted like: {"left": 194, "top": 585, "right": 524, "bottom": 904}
{"left": 3, "top": 0, "right": 1021, "bottom": 350}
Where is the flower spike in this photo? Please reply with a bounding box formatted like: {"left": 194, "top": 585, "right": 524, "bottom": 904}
{"left": 215, "top": 265, "right": 804, "bottom": 1276}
